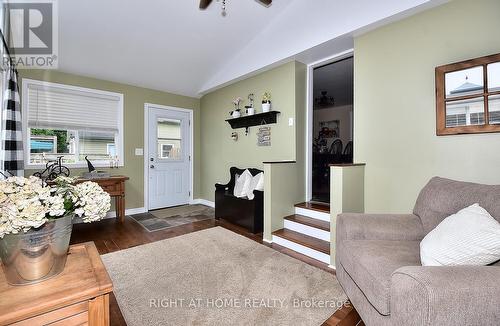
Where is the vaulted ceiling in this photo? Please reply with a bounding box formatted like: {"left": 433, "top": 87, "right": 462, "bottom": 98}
{"left": 58, "top": 0, "right": 446, "bottom": 98}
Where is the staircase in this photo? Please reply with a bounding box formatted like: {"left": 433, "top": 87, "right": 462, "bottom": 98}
{"left": 271, "top": 202, "right": 331, "bottom": 265}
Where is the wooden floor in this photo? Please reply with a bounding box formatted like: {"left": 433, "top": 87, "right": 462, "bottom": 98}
{"left": 70, "top": 214, "right": 363, "bottom": 326}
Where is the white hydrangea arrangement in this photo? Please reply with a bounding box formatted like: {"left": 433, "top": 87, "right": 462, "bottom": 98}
{"left": 0, "top": 176, "right": 111, "bottom": 238}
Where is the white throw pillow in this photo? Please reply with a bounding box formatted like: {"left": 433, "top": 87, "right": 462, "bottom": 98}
{"left": 233, "top": 170, "right": 252, "bottom": 198}
{"left": 420, "top": 203, "right": 500, "bottom": 266}
{"left": 255, "top": 173, "right": 264, "bottom": 191}
{"left": 246, "top": 172, "right": 264, "bottom": 200}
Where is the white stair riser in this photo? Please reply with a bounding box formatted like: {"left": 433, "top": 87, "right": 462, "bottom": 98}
{"left": 295, "top": 207, "right": 330, "bottom": 222}
{"left": 283, "top": 220, "right": 330, "bottom": 242}
{"left": 272, "top": 235, "right": 330, "bottom": 264}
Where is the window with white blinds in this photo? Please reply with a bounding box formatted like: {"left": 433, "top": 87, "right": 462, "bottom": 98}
{"left": 26, "top": 82, "right": 121, "bottom": 132}
{"left": 22, "top": 79, "right": 124, "bottom": 167}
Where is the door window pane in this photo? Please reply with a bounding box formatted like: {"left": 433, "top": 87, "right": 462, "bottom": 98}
{"left": 445, "top": 66, "right": 483, "bottom": 99}
{"left": 489, "top": 95, "right": 500, "bottom": 125}
{"left": 157, "top": 119, "right": 181, "bottom": 139}
{"left": 445, "top": 97, "right": 484, "bottom": 127}
{"left": 158, "top": 141, "right": 181, "bottom": 159}
{"left": 488, "top": 62, "right": 500, "bottom": 93}
{"left": 157, "top": 118, "right": 181, "bottom": 160}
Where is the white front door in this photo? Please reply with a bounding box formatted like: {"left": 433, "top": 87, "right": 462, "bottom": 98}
{"left": 147, "top": 106, "right": 191, "bottom": 209}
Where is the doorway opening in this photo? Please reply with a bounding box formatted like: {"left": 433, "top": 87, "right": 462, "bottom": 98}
{"left": 310, "top": 56, "right": 354, "bottom": 203}
{"left": 144, "top": 103, "right": 193, "bottom": 211}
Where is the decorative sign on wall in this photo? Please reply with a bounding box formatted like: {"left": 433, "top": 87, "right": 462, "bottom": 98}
{"left": 257, "top": 127, "right": 271, "bottom": 146}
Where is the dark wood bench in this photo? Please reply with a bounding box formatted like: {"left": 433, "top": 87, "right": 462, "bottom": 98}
{"left": 215, "top": 167, "right": 263, "bottom": 233}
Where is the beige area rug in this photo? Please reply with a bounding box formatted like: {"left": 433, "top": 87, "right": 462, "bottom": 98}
{"left": 131, "top": 205, "right": 214, "bottom": 232}
{"left": 101, "top": 227, "right": 347, "bottom": 326}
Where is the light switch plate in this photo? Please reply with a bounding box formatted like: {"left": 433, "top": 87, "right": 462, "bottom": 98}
{"left": 135, "top": 148, "right": 144, "bottom": 156}
{"left": 288, "top": 118, "right": 294, "bottom": 126}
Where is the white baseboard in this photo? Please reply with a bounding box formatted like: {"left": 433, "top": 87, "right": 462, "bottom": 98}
{"left": 190, "top": 198, "right": 215, "bottom": 208}
{"left": 263, "top": 238, "right": 273, "bottom": 244}
{"left": 328, "top": 264, "right": 336, "bottom": 270}
{"left": 105, "top": 207, "right": 147, "bottom": 219}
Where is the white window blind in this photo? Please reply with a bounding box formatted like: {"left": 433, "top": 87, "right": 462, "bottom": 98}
{"left": 26, "top": 82, "right": 122, "bottom": 132}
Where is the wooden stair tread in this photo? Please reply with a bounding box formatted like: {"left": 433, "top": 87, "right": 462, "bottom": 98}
{"left": 272, "top": 229, "right": 330, "bottom": 254}
{"left": 295, "top": 202, "right": 330, "bottom": 213}
{"left": 284, "top": 214, "right": 330, "bottom": 231}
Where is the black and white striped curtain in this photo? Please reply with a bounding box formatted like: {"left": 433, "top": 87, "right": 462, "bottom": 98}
{"left": 1, "top": 66, "right": 23, "bottom": 176}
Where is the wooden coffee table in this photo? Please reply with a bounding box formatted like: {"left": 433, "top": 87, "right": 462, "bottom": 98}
{"left": 0, "top": 242, "right": 113, "bottom": 325}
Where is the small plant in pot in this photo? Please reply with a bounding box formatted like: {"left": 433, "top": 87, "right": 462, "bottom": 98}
{"left": 0, "top": 176, "right": 111, "bottom": 285}
{"left": 245, "top": 93, "right": 255, "bottom": 115}
{"left": 262, "top": 91, "right": 271, "bottom": 112}
{"left": 229, "top": 97, "right": 243, "bottom": 118}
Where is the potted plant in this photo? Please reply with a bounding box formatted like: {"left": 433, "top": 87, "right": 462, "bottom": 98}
{"left": 262, "top": 91, "right": 271, "bottom": 112}
{"left": 245, "top": 93, "right": 255, "bottom": 115}
{"left": 0, "top": 176, "right": 111, "bottom": 285}
{"left": 229, "top": 97, "right": 243, "bottom": 118}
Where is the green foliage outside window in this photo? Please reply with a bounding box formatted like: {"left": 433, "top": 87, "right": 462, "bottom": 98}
{"left": 31, "top": 129, "right": 69, "bottom": 153}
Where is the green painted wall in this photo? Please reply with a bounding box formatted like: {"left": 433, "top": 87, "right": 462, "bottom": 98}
{"left": 263, "top": 162, "right": 305, "bottom": 242}
{"left": 354, "top": 0, "right": 500, "bottom": 213}
{"left": 20, "top": 70, "right": 201, "bottom": 209}
{"left": 200, "top": 61, "right": 306, "bottom": 201}
{"left": 295, "top": 62, "right": 307, "bottom": 195}
{"left": 262, "top": 62, "right": 307, "bottom": 241}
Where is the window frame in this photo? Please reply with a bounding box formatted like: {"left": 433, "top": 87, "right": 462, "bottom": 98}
{"left": 22, "top": 78, "right": 124, "bottom": 169}
{"left": 436, "top": 53, "right": 500, "bottom": 136}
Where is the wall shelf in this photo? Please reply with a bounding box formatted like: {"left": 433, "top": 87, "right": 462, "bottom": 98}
{"left": 225, "top": 111, "right": 280, "bottom": 132}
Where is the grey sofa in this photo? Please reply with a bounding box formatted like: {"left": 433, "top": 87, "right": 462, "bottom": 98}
{"left": 336, "top": 177, "right": 500, "bottom": 326}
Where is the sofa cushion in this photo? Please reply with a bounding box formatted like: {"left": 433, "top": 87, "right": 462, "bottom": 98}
{"left": 246, "top": 172, "right": 264, "bottom": 200}
{"left": 233, "top": 169, "right": 252, "bottom": 198}
{"left": 413, "top": 177, "right": 500, "bottom": 234}
{"left": 339, "top": 240, "right": 421, "bottom": 315}
{"left": 420, "top": 203, "right": 500, "bottom": 266}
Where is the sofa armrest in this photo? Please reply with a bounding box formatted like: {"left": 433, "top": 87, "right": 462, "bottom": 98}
{"left": 336, "top": 213, "right": 425, "bottom": 242}
{"left": 391, "top": 266, "right": 500, "bottom": 326}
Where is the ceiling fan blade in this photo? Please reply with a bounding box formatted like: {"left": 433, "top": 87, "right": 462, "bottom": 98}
{"left": 257, "top": 0, "right": 272, "bottom": 6}
{"left": 199, "top": 0, "right": 212, "bottom": 9}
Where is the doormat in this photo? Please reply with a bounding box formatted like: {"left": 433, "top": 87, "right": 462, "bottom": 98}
{"left": 131, "top": 204, "right": 214, "bottom": 232}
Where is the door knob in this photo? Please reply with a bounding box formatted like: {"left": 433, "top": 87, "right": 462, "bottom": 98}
{"left": 150, "top": 165, "right": 155, "bottom": 169}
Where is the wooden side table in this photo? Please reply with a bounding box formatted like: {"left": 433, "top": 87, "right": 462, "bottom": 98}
{"left": 0, "top": 242, "right": 113, "bottom": 326}
{"left": 76, "top": 176, "right": 130, "bottom": 222}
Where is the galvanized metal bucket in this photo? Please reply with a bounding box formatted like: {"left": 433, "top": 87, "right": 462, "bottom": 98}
{"left": 0, "top": 215, "right": 73, "bottom": 285}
